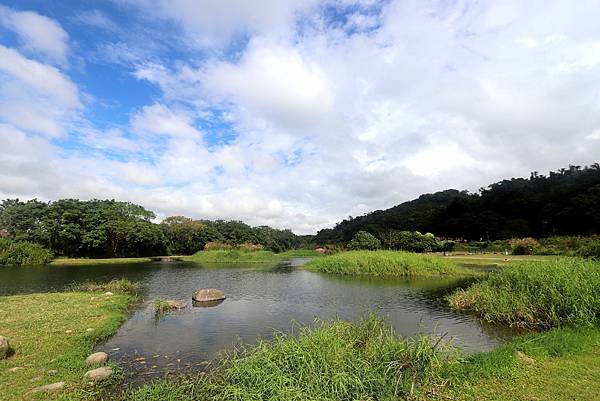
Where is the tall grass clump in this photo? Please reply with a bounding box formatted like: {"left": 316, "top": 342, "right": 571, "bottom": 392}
{"left": 126, "top": 315, "right": 455, "bottom": 401}
{"left": 0, "top": 238, "right": 53, "bottom": 266}
{"left": 70, "top": 278, "right": 142, "bottom": 297}
{"left": 306, "top": 250, "right": 477, "bottom": 278}
{"left": 190, "top": 249, "right": 280, "bottom": 263}
{"left": 449, "top": 258, "right": 600, "bottom": 329}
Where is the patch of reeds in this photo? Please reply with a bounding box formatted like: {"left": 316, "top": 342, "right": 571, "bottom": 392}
{"left": 448, "top": 258, "right": 600, "bottom": 329}
{"left": 125, "top": 315, "right": 456, "bottom": 401}
{"left": 305, "top": 250, "right": 477, "bottom": 278}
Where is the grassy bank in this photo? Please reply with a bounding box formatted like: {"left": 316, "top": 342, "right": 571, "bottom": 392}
{"left": 50, "top": 257, "right": 156, "bottom": 266}
{"left": 125, "top": 315, "right": 453, "bottom": 401}
{"left": 441, "top": 253, "right": 559, "bottom": 267}
{"left": 123, "top": 316, "right": 600, "bottom": 401}
{"left": 449, "top": 258, "right": 600, "bottom": 329}
{"left": 306, "top": 250, "right": 478, "bottom": 278}
{"left": 0, "top": 280, "right": 138, "bottom": 401}
{"left": 444, "top": 327, "right": 600, "bottom": 400}
{"left": 189, "top": 249, "right": 282, "bottom": 264}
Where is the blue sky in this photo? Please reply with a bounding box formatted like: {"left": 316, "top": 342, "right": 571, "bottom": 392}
{"left": 1, "top": 0, "right": 600, "bottom": 233}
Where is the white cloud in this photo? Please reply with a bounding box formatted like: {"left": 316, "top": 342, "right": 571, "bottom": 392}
{"left": 0, "top": 5, "right": 69, "bottom": 65}
{"left": 3, "top": 0, "right": 600, "bottom": 234}
{"left": 0, "top": 45, "right": 81, "bottom": 137}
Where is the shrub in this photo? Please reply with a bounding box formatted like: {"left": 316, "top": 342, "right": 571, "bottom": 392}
{"left": 449, "top": 258, "right": 600, "bottom": 329}
{"left": 508, "top": 237, "right": 539, "bottom": 255}
{"left": 347, "top": 231, "right": 381, "bottom": 250}
{"left": 0, "top": 239, "right": 53, "bottom": 266}
{"left": 237, "top": 243, "right": 265, "bottom": 252}
{"left": 204, "top": 241, "right": 233, "bottom": 250}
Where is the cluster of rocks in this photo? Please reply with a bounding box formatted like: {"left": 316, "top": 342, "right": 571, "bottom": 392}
{"left": 30, "top": 351, "right": 113, "bottom": 394}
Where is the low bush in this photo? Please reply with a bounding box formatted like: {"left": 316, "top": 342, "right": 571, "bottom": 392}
{"left": 191, "top": 249, "right": 280, "bottom": 263}
{"left": 0, "top": 238, "right": 53, "bottom": 266}
{"left": 448, "top": 258, "right": 600, "bottom": 329}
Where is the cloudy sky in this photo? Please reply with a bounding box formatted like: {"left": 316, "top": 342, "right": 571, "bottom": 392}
{"left": 1, "top": 1, "right": 599, "bottom": 234}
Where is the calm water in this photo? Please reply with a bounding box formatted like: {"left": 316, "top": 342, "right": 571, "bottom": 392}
{"left": 0, "top": 259, "right": 514, "bottom": 382}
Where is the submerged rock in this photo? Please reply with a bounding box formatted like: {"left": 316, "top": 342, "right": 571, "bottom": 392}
{"left": 192, "top": 289, "right": 225, "bottom": 303}
{"left": 84, "top": 366, "right": 113, "bottom": 382}
{"left": 85, "top": 351, "right": 109, "bottom": 365}
{"left": 31, "top": 382, "right": 65, "bottom": 393}
{"left": 164, "top": 300, "right": 188, "bottom": 309}
{"left": 0, "top": 336, "right": 11, "bottom": 359}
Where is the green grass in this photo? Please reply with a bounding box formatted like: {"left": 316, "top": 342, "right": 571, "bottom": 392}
{"left": 277, "top": 249, "right": 327, "bottom": 258}
{"left": 189, "top": 250, "right": 282, "bottom": 264}
{"left": 0, "top": 283, "right": 137, "bottom": 401}
{"left": 124, "top": 315, "right": 455, "bottom": 401}
{"left": 50, "top": 257, "right": 155, "bottom": 266}
{"left": 440, "top": 253, "right": 559, "bottom": 267}
{"left": 443, "top": 327, "right": 600, "bottom": 401}
{"left": 305, "top": 250, "right": 479, "bottom": 278}
{"left": 448, "top": 258, "right": 600, "bottom": 329}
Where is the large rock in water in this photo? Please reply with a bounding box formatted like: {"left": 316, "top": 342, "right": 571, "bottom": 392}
{"left": 85, "top": 352, "right": 109, "bottom": 365}
{"left": 0, "top": 336, "right": 11, "bottom": 359}
{"left": 84, "top": 366, "right": 113, "bottom": 382}
{"left": 192, "top": 289, "right": 225, "bottom": 302}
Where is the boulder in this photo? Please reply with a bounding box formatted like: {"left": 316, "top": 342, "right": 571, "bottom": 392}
{"left": 85, "top": 351, "right": 109, "bottom": 365}
{"left": 192, "top": 289, "right": 225, "bottom": 303}
{"left": 84, "top": 366, "right": 113, "bottom": 382}
{"left": 31, "top": 382, "right": 65, "bottom": 393}
{"left": 0, "top": 336, "right": 11, "bottom": 359}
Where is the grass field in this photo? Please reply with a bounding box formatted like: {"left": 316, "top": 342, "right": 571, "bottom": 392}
{"left": 306, "top": 250, "right": 480, "bottom": 278}
{"left": 444, "top": 327, "right": 600, "bottom": 401}
{"left": 440, "top": 253, "right": 559, "bottom": 266}
{"left": 0, "top": 282, "right": 137, "bottom": 401}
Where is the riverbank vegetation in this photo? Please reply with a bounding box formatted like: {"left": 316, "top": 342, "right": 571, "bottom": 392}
{"left": 444, "top": 326, "right": 600, "bottom": 400}
{"left": 189, "top": 249, "right": 281, "bottom": 264}
{"left": 124, "top": 316, "right": 600, "bottom": 401}
{"left": 0, "top": 282, "right": 137, "bottom": 401}
{"left": 449, "top": 258, "right": 600, "bottom": 329}
{"left": 125, "top": 315, "right": 454, "bottom": 401}
{"left": 0, "top": 238, "right": 53, "bottom": 266}
{"left": 306, "top": 250, "right": 477, "bottom": 277}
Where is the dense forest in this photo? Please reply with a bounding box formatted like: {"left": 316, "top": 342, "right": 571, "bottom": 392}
{"left": 0, "top": 199, "right": 306, "bottom": 258}
{"left": 315, "top": 164, "right": 600, "bottom": 244}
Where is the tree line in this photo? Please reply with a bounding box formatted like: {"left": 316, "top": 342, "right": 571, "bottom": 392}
{"left": 0, "top": 199, "right": 307, "bottom": 258}
{"left": 315, "top": 164, "right": 600, "bottom": 245}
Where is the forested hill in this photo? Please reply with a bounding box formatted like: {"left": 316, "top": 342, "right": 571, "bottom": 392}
{"left": 315, "top": 164, "right": 600, "bottom": 243}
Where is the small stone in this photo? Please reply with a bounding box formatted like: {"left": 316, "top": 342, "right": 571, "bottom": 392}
{"left": 104, "top": 292, "right": 113, "bottom": 296}
{"left": 31, "top": 382, "right": 65, "bottom": 393}
{"left": 47, "top": 370, "right": 58, "bottom": 374}
{"left": 516, "top": 351, "right": 536, "bottom": 364}
{"left": 65, "top": 330, "right": 73, "bottom": 334}
{"left": 9, "top": 367, "right": 24, "bottom": 372}
{"left": 86, "top": 328, "right": 93, "bottom": 332}
{"left": 84, "top": 366, "right": 113, "bottom": 382}
{"left": 0, "top": 335, "right": 11, "bottom": 359}
{"left": 85, "top": 352, "right": 109, "bottom": 365}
